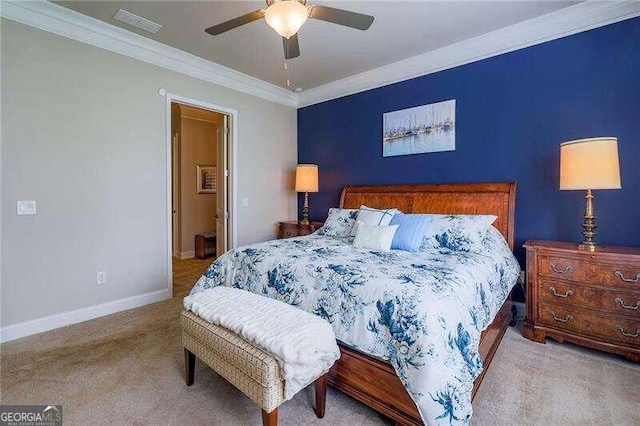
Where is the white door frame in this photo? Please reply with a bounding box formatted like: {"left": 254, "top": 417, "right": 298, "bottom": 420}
{"left": 163, "top": 91, "right": 238, "bottom": 298}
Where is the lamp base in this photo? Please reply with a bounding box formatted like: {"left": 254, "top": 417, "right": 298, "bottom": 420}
{"left": 301, "top": 191, "right": 310, "bottom": 225}
{"left": 577, "top": 242, "right": 599, "bottom": 252}
{"left": 578, "top": 189, "right": 598, "bottom": 251}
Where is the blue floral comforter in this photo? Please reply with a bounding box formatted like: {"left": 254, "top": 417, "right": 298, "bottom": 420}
{"left": 189, "top": 230, "right": 519, "bottom": 425}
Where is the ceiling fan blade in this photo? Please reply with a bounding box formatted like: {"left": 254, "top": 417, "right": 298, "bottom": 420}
{"left": 205, "top": 10, "right": 264, "bottom": 36}
{"left": 309, "top": 5, "right": 374, "bottom": 31}
{"left": 283, "top": 34, "right": 300, "bottom": 60}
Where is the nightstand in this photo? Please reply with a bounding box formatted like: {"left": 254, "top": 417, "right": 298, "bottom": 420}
{"left": 523, "top": 240, "right": 640, "bottom": 362}
{"left": 277, "top": 221, "right": 324, "bottom": 239}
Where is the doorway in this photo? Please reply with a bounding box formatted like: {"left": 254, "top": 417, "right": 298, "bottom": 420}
{"left": 166, "top": 96, "right": 235, "bottom": 298}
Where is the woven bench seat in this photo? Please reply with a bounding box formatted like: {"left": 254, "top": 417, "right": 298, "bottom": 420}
{"left": 181, "top": 310, "right": 328, "bottom": 425}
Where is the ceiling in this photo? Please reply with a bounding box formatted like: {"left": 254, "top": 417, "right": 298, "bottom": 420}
{"left": 56, "top": 1, "right": 579, "bottom": 90}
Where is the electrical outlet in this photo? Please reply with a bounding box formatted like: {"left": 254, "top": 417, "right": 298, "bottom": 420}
{"left": 17, "top": 200, "right": 36, "bottom": 215}
{"left": 512, "top": 302, "right": 526, "bottom": 321}
{"left": 97, "top": 271, "right": 107, "bottom": 285}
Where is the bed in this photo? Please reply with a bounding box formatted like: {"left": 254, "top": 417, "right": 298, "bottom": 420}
{"left": 189, "top": 182, "right": 518, "bottom": 425}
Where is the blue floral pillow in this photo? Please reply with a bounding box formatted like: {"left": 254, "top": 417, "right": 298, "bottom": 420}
{"left": 480, "top": 224, "right": 511, "bottom": 253}
{"left": 419, "top": 214, "right": 498, "bottom": 253}
{"left": 316, "top": 208, "right": 359, "bottom": 237}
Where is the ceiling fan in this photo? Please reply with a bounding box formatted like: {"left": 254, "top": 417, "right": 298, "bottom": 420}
{"left": 205, "top": 0, "right": 375, "bottom": 60}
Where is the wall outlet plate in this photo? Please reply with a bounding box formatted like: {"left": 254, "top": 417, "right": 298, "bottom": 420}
{"left": 512, "top": 301, "right": 526, "bottom": 321}
{"left": 17, "top": 200, "right": 36, "bottom": 215}
{"left": 97, "top": 271, "right": 107, "bottom": 285}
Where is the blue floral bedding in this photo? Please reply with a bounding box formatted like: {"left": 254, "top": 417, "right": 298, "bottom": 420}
{"left": 189, "top": 228, "right": 519, "bottom": 425}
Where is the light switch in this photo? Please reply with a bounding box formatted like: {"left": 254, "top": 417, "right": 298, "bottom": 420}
{"left": 242, "top": 198, "right": 249, "bottom": 207}
{"left": 17, "top": 200, "right": 36, "bottom": 215}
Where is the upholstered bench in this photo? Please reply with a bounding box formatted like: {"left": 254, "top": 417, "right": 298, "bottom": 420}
{"left": 181, "top": 309, "right": 331, "bottom": 425}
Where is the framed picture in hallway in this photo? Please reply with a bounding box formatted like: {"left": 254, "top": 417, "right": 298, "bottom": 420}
{"left": 196, "top": 165, "right": 216, "bottom": 194}
{"left": 383, "top": 99, "right": 456, "bottom": 157}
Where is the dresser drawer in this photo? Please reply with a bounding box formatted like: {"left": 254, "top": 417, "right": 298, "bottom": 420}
{"left": 279, "top": 228, "right": 300, "bottom": 238}
{"left": 278, "top": 221, "right": 324, "bottom": 239}
{"left": 538, "top": 279, "right": 640, "bottom": 318}
{"left": 538, "top": 255, "right": 640, "bottom": 288}
{"left": 538, "top": 302, "right": 640, "bottom": 347}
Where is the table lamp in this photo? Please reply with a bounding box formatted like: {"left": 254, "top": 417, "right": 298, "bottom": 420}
{"left": 559, "top": 137, "right": 621, "bottom": 251}
{"left": 295, "top": 164, "right": 319, "bottom": 225}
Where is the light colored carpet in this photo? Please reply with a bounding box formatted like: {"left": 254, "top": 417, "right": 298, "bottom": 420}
{"left": 1, "top": 293, "right": 638, "bottom": 425}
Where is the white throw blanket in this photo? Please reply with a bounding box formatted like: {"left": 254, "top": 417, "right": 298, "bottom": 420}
{"left": 184, "top": 287, "right": 341, "bottom": 400}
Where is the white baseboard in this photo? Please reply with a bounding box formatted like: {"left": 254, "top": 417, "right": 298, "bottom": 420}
{"left": 179, "top": 251, "right": 195, "bottom": 260}
{"left": 0, "top": 289, "right": 170, "bottom": 343}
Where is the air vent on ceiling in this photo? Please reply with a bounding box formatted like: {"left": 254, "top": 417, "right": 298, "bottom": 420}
{"left": 113, "top": 9, "right": 162, "bottom": 34}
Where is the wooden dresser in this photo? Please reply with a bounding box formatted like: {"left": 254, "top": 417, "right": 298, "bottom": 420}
{"left": 277, "top": 221, "right": 324, "bottom": 239}
{"left": 523, "top": 240, "right": 640, "bottom": 362}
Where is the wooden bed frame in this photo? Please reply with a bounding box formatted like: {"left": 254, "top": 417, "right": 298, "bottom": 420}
{"left": 328, "top": 182, "right": 517, "bottom": 426}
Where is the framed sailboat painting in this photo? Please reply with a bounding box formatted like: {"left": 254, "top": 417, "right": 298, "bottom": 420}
{"left": 383, "top": 99, "right": 456, "bottom": 157}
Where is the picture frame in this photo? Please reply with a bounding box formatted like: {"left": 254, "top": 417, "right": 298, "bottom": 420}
{"left": 196, "top": 165, "right": 216, "bottom": 194}
{"left": 383, "top": 99, "right": 456, "bottom": 157}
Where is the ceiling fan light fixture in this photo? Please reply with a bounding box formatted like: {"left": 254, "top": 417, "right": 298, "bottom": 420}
{"left": 264, "top": 0, "right": 308, "bottom": 39}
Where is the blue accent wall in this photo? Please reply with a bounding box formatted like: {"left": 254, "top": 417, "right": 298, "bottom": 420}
{"left": 298, "top": 17, "right": 640, "bottom": 263}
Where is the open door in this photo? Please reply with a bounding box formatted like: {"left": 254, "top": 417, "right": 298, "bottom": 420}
{"left": 171, "top": 132, "right": 180, "bottom": 258}
{"left": 215, "top": 115, "right": 230, "bottom": 257}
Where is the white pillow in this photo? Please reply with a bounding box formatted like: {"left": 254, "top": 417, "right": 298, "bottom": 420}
{"left": 352, "top": 221, "right": 399, "bottom": 252}
{"left": 358, "top": 205, "right": 401, "bottom": 226}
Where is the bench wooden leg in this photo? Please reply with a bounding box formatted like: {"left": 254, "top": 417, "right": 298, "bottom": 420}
{"left": 184, "top": 348, "right": 195, "bottom": 386}
{"left": 314, "top": 373, "right": 328, "bottom": 418}
{"left": 262, "top": 408, "right": 278, "bottom": 426}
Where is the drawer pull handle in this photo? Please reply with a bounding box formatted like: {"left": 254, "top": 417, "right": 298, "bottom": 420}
{"left": 616, "top": 325, "right": 640, "bottom": 338}
{"left": 549, "top": 286, "right": 573, "bottom": 298}
{"left": 615, "top": 271, "right": 640, "bottom": 283}
{"left": 550, "top": 311, "right": 573, "bottom": 323}
{"left": 549, "top": 263, "right": 573, "bottom": 274}
{"left": 615, "top": 297, "right": 640, "bottom": 310}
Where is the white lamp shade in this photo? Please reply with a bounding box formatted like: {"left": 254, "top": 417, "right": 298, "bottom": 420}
{"left": 264, "top": 0, "right": 308, "bottom": 39}
{"left": 560, "top": 137, "right": 621, "bottom": 190}
{"left": 295, "top": 164, "right": 318, "bottom": 192}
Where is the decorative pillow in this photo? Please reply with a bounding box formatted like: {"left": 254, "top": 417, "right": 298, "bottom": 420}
{"left": 352, "top": 221, "right": 399, "bottom": 252}
{"left": 480, "top": 224, "right": 511, "bottom": 253}
{"left": 315, "top": 208, "right": 359, "bottom": 237}
{"left": 419, "top": 214, "right": 498, "bottom": 253}
{"left": 357, "top": 205, "right": 401, "bottom": 227}
{"left": 389, "top": 213, "right": 433, "bottom": 252}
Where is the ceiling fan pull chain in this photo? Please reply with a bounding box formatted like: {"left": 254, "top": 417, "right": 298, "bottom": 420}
{"left": 284, "top": 60, "right": 291, "bottom": 88}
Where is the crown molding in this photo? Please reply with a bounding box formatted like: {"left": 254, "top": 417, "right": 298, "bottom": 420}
{"left": 0, "top": 0, "right": 298, "bottom": 108}
{"left": 297, "top": 1, "right": 640, "bottom": 108}
{"left": 2, "top": 1, "right": 639, "bottom": 110}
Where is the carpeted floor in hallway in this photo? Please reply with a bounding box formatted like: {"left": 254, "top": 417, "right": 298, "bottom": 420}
{"left": 172, "top": 257, "right": 213, "bottom": 298}
{"left": 1, "top": 265, "right": 639, "bottom": 425}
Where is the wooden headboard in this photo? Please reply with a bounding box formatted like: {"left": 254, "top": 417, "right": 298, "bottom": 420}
{"left": 340, "top": 182, "right": 516, "bottom": 250}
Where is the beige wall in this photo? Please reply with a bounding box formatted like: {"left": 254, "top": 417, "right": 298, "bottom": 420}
{"left": 178, "top": 114, "right": 219, "bottom": 256}
{"left": 0, "top": 19, "right": 297, "bottom": 329}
